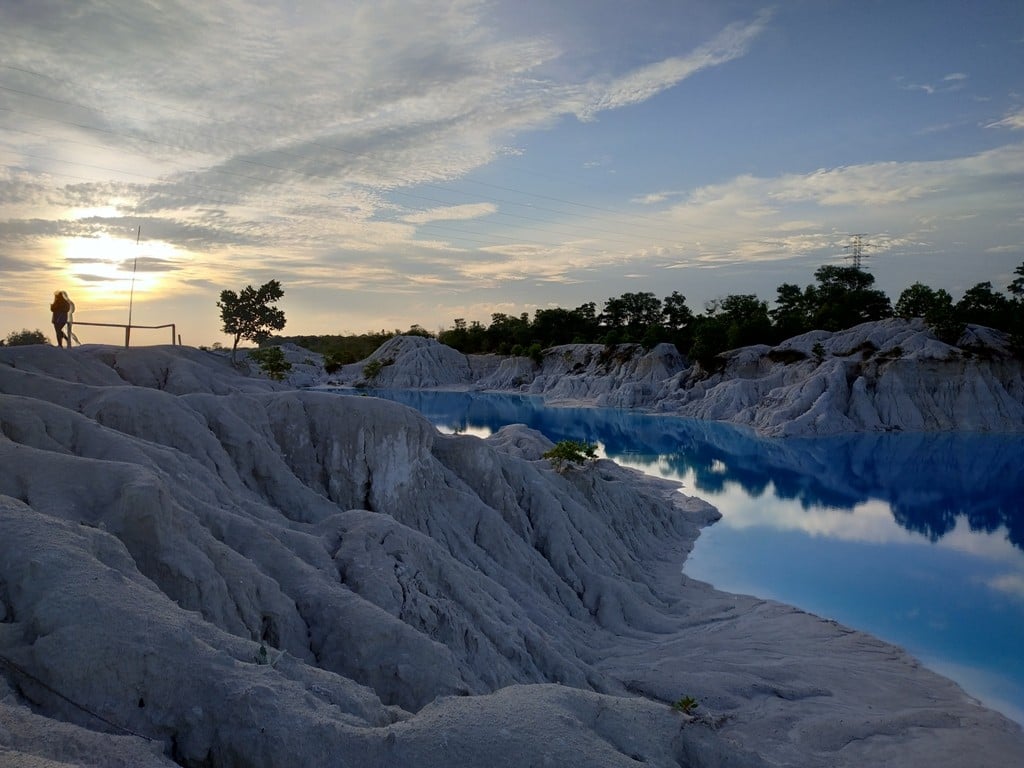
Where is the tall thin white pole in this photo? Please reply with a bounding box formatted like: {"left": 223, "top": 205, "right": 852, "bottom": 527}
{"left": 127, "top": 225, "right": 140, "bottom": 347}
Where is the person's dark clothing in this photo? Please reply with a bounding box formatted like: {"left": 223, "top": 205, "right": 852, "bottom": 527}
{"left": 51, "top": 295, "right": 71, "bottom": 347}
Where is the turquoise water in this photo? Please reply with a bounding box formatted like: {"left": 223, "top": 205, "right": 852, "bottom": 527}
{"left": 331, "top": 388, "right": 1024, "bottom": 725}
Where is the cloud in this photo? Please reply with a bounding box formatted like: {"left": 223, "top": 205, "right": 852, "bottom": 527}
{"left": 402, "top": 203, "right": 497, "bottom": 224}
{"left": 609, "top": 143, "right": 1024, "bottom": 269}
{"left": 988, "top": 107, "right": 1024, "bottom": 130}
{"left": 985, "top": 243, "right": 1024, "bottom": 254}
{"left": 632, "top": 191, "right": 684, "bottom": 205}
{"left": 0, "top": 0, "right": 771, "bottom": 284}
{"left": 987, "top": 572, "right": 1024, "bottom": 600}
{"left": 575, "top": 10, "right": 772, "bottom": 120}
{"left": 898, "top": 72, "right": 969, "bottom": 95}
{"left": 115, "top": 256, "right": 183, "bottom": 273}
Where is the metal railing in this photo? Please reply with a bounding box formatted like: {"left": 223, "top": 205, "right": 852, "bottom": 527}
{"left": 68, "top": 321, "right": 177, "bottom": 348}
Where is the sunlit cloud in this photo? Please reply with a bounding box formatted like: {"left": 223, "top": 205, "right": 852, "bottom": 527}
{"left": 402, "top": 203, "right": 497, "bottom": 223}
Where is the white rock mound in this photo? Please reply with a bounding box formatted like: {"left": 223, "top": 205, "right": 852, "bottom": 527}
{"left": 1, "top": 345, "right": 1022, "bottom": 767}
{"left": 659, "top": 319, "right": 1024, "bottom": 435}
{"left": 327, "top": 319, "right": 1024, "bottom": 435}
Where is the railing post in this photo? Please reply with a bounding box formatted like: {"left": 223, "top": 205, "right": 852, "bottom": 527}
{"left": 171, "top": 325, "right": 176, "bottom": 345}
{"left": 125, "top": 327, "right": 131, "bottom": 348}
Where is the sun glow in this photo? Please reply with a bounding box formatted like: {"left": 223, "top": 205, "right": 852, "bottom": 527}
{"left": 60, "top": 234, "right": 182, "bottom": 303}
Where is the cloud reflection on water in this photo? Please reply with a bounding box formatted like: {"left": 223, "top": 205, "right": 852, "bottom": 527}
{"left": 338, "top": 387, "right": 1024, "bottom": 724}
{"left": 359, "top": 387, "right": 1024, "bottom": 553}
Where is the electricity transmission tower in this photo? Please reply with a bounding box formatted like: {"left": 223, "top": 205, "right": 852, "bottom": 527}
{"left": 843, "top": 233, "right": 875, "bottom": 269}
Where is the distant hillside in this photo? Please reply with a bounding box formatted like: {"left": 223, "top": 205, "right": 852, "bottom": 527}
{"left": 326, "top": 318, "right": 1024, "bottom": 436}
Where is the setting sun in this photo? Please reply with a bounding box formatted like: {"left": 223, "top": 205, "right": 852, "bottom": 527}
{"left": 59, "top": 234, "right": 182, "bottom": 304}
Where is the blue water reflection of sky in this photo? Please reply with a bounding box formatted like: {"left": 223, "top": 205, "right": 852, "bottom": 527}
{"left": 329, "top": 388, "right": 1024, "bottom": 725}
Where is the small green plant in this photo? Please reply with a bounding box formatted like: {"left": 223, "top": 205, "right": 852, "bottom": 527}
{"left": 672, "top": 695, "right": 699, "bottom": 715}
{"left": 811, "top": 342, "right": 826, "bottom": 362}
{"left": 362, "top": 356, "right": 393, "bottom": 381}
{"left": 248, "top": 347, "right": 292, "bottom": 380}
{"left": 543, "top": 440, "right": 598, "bottom": 473}
{"left": 527, "top": 343, "right": 544, "bottom": 365}
{"left": 323, "top": 351, "right": 344, "bottom": 373}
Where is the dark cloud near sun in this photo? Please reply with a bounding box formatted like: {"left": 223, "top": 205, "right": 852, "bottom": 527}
{"left": 115, "top": 256, "right": 181, "bottom": 273}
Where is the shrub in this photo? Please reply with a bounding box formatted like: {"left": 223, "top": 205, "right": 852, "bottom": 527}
{"left": 543, "top": 440, "right": 598, "bottom": 473}
{"left": 362, "top": 357, "right": 393, "bottom": 381}
{"left": 323, "top": 352, "right": 345, "bottom": 373}
{"left": 4, "top": 329, "right": 49, "bottom": 346}
{"left": 248, "top": 347, "right": 292, "bottom": 380}
{"left": 527, "top": 343, "right": 544, "bottom": 365}
{"left": 672, "top": 696, "right": 699, "bottom": 715}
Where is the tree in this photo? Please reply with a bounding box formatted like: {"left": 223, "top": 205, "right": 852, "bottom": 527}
{"left": 955, "top": 281, "right": 1013, "bottom": 330}
{"left": 894, "top": 283, "right": 961, "bottom": 343}
{"left": 771, "top": 283, "right": 812, "bottom": 340}
{"left": 1008, "top": 263, "right": 1024, "bottom": 356}
{"left": 662, "top": 291, "right": 694, "bottom": 331}
{"left": 600, "top": 292, "right": 662, "bottom": 342}
{"left": 1008, "top": 261, "right": 1024, "bottom": 298}
{"left": 896, "top": 282, "right": 941, "bottom": 319}
{"left": 217, "top": 280, "right": 286, "bottom": 361}
{"left": 4, "top": 329, "right": 49, "bottom": 346}
{"left": 807, "top": 265, "right": 892, "bottom": 331}
{"left": 717, "top": 294, "right": 772, "bottom": 349}
{"left": 542, "top": 440, "right": 598, "bottom": 473}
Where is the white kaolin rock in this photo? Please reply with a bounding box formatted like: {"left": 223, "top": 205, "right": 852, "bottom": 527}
{"left": 1, "top": 344, "right": 1021, "bottom": 767}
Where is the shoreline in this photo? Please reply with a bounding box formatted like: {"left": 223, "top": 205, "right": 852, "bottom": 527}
{"left": 327, "top": 383, "right": 1024, "bottom": 729}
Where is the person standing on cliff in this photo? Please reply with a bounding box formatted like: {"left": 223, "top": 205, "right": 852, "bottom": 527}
{"left": 50, "top": 290, "right": 74, "bottom": 348}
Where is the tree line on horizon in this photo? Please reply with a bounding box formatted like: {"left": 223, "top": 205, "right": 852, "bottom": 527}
{"left": 430, "top": 263, "right": 1024, "bottom": 368}
{"left": 6, "top": 263, "right": 1022, "bottom": 368}
{"left": 273, "top": 261, "right": 1023, "bottom": 370}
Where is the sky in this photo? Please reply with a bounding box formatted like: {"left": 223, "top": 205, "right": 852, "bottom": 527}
{"left": 1, "top": 0, "right": 1023, "bottom": 348}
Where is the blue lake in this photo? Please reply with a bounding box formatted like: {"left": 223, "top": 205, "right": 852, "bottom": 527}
{"left": 331, "top": 388, "right": 1024, "bottom": 725}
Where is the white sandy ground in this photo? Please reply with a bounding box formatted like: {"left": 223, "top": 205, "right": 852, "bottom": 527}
{"left": 0, "top": 343, "right": 1022, "bottom": 767}
{"left": 326, "top": 319, "right": 1024, "bottom": 436}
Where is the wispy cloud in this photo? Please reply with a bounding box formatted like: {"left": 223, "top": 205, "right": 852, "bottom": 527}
{"left": 576, "top": 9, "right": 772, "bottom": 120}
{"left": 988, "top": 107, "right": 1024, "bottom": 130}
{"left": 402, "top": 203, "right": 497, "bottom": 224}
{"left": 898, "top": 72, "right": 969, "bottom": 95}
{"left": 987, "top": 572, "right": 1024, "bottom": 600}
